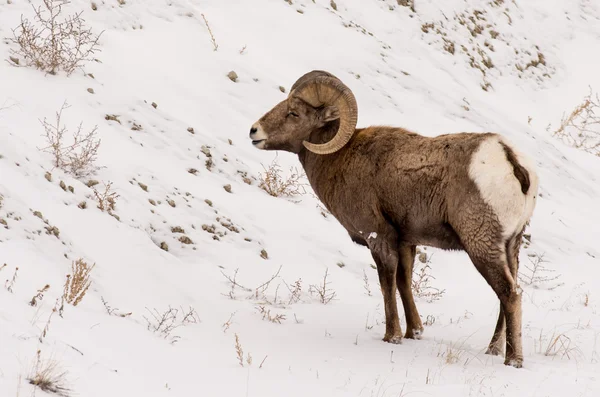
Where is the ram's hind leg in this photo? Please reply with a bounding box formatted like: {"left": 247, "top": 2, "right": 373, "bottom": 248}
{"left": 468, "top": 249, "right": 523, "bottom": 367}
{"left": 397, "top": 244, "right": 424, "bottom": 339}
{"left": 368, "top": 236, "right": 403, "bottom": 344}
{"left": 486, "top": 304, "right": 505, "bottom": 356}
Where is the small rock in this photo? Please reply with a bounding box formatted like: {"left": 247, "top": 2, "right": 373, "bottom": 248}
{"left": 227, "top": 71, "right": 238, "bottom": 82}
{"left": 260, "top": 249, "right": 269, "bottom": 259}
{"left": 149, "top": 199, "right": 156, "bottom": 206}
{"left": 171, "top": 226, "right": 185, "bottom": 233}
{"left": 179, "top": 236, "right": 193, "bottom": 244}
{"left": 223, "top": 184, "right": 232, "bottom": 193}
{"left": 160, "top": 241, "right": 169, "bottom": 251}
{"left": 279, "top": 86, "right": 286, "bottom": 93}
{"left": 68, "top": 186, "right": 74, "bottom": 193}
{"left": 9, "top": 56, "right": 19, "bottom": 65}
{"left": 151, "top": 102, "right": 158, "bottom": 109}
{"left": 78, "top": 201, "right": 87, "bottom": 209}
{"left": 204, "top": 199, "right": 213, "bottom": 207}
{"left": 187, "top": 127, "right": 195, "bottom": 134}
{"left": 138, "top": 182, "right": 148, "bottom": 192}
{"left": 201, "top": 146, "right": 212, "bottom": 158}
{"left": 87, "top": 88, "right": 95, "bottom": 94}
{"left": 86, "top": 179, "right": 99, "bottom": 187}
{"left": 167, "top": 199, "right": 176, "bottom": 207}
{"left": 59, "top": 181, "right": 67, "bottom": 191}
{"left": 45, "top": 172, "right": 52, "bottom": 182}
{"left": 188, "top": 168, "right": 198, "bottom": 175}
{"left": 330, "top": 0, "right": 337, "bottom": 10}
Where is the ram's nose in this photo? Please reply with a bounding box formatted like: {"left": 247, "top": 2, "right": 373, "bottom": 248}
{"left": 249, "top": 127, "right": 258, "bottom": 138}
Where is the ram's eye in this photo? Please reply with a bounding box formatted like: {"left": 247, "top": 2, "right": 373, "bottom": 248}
{"left": 288, "top": 111, "right": 300, "bottom": 118}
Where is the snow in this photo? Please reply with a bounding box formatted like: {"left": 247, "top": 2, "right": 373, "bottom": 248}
{"left": 1, "top": 0, "right": 600, "bottom": 396}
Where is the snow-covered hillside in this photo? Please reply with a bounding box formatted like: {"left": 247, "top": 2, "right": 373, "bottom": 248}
{"left": 1, "top": 0, "right": 600, "bottom": 396}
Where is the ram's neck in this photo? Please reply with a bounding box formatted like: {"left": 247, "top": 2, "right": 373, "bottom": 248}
{"left": 297, "top": 122, "right": 353, "bottom": 212}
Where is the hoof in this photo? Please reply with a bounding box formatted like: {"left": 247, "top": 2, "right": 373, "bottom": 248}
{"left": 485, "top": 344, "right": 503, "bottom": 356}
{"left": 405, "top": 328, "right": 424, "bottom": 340}
{"left": 383, "top": 334, "right": 403, "bottom": 344}
{"left": 504, "top": 357, "right": 523, "bottom": 368}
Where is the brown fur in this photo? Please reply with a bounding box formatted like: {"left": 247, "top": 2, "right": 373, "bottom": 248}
{"left": 251, "top": 95, "right": 533, "bottom": 367}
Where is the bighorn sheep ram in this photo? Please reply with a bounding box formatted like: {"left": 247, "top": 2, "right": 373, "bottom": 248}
{"left": 249, "top": 70, "right": 538, "bottom": 368}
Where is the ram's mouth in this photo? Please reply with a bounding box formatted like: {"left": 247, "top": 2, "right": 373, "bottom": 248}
{"left": 252, "top": 139, "right": 265, "bottom": 145}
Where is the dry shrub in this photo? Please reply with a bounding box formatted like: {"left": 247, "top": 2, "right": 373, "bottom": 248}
{"left": 552, "top": 87, "right": 600, "bottom": 156}
{"left": 143, "top": 305, "right": 200, "bottom": 344}
{"left": 39, "top": 101, "right": 101, "bottom": 177}
{"left": 91, "top": 181, "right": 118, "bottom": 212}
{"left": 309, "top": 268, "right": 337, "bottom": 305}
{"left": 60, "top": 258, "right": 94, "bottom": 314}
{"left": 28, "top": 350, "right": 71, "bottom": 397}
{"left": 9, "top": 0, "right": 103, "bottom": 76}
{"left": 29, "top": 284, "right": 51, "bottom": 307}
{"left": 518, "top": 252, "right": 563, "bottom": 290}
{"left": 4, "top": 266, "right": 19, "bottom": 293}
{"left": 255, "top": 305, "right": 286, "bottom": 324}
{"left": 412, "top": 251, "right": 445, "bottom": 302}
{"left": 258, "top": 157, "right": 307, "bottom": 198}
{"left": 100, "top": 296, "right": 132, "bottom": 318}
{"left": 201, "top": 13, "right": 218, "bottom": 51}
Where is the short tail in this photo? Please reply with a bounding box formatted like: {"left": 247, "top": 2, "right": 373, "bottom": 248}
{"left": 500, "top": 142, "right": 531, "bottom": 195}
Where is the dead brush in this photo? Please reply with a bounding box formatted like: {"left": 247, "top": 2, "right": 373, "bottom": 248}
{"left": 258, "top": 156, "right": 307, "bottom": 198}
{"left": 518, "top": 252, "right": 563, "bottom": 290}
{"left": 39, "top": 101, "right": 101, "bottom": 178}
{"left": 309, "top": 268, "right": 337, "bottom": 305}
{"left": 552, "top": 87, "right": 600, "bottom": 156}
{"left": 59, "top": 258, "right": 94, "bottom": 316}
{"left": 27, "top": 349, "right": 71, "bottom": 397}
{"left": 100, "top": 296, "right": 132, "bottom": 318}
{"left": 29, "top": 284, "right": 51, "bottom": 307}
{"left": 143, "top": 305, "right": 200, "bottom": 343}
{"left": 9, "top": 0, "right": 103, "bottom": 76}
{"left": 255, "top": 305, "right": 286, "bottom": 324}
{"left": 4, "top": 265, "right": 19, "bottom": 293}
{"left": 91, "top": 181, "right": 119, "bottom": 212}
{"left": 201, "top": 13, "right": 218, "bottom": 51}
{"left": 411, "top": 253, "right": 445, "bottom": 302}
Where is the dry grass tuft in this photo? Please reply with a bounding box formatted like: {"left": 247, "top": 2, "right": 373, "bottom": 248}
{"left": 9, "top": 0, "right": 103, "bottom": 76}
{"left": 28, "top": 350, "right": 71, "bottom": 397}
{"left": 39, "top": 101, "right": 100, "bottom": 177}
{"left": 535, "top": 329, "right": 583, "bottom": 361}
{"left": 60, "top": 258, "right": 94, "bottom": 315}
{"left": 258, "top": 157, "right": 307, "bottom": 198}
{"left": 552, "top": 87, "right": 600, "bottom": 156}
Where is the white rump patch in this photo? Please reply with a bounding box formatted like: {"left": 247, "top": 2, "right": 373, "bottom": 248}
{"left": 468, "top": 135, "right": 539, "bottom": 239}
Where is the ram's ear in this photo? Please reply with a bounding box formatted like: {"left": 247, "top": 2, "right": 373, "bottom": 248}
{"left": 318, "top": 106, "right": 340, "bottom": 125}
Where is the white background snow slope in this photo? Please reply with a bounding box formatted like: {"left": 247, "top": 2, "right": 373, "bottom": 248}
{"left": 1, "top": 0, "right": 600, "bottom": 396}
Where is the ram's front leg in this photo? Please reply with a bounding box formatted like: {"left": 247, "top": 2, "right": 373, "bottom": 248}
{"left": 367, "top": 232, "right": 403, "bottom": 344}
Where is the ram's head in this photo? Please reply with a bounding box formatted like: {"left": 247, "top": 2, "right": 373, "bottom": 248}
{"left": 249, "top": 70, "right": 358, "bottom": 154}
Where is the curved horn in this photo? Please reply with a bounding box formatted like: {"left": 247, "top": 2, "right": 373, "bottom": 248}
{"left": 289, "top": 70, "right": 358, "bottom": 155}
